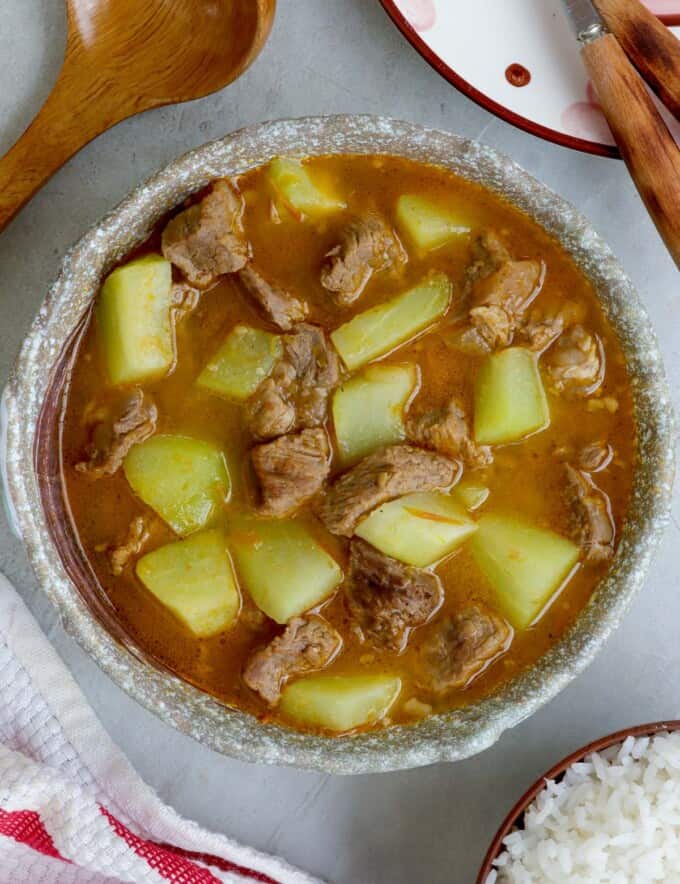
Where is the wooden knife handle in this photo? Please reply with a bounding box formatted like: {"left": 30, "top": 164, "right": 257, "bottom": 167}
{"left": 582, "top": 33, "right": 680, "bottom": 269}
{"left": 594, "top": 0, "right": 680, "bottom": 120}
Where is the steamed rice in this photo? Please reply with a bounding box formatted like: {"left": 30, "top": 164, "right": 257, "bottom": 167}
{"left": 488, "top": 731, "right": 680, "bottom": 883}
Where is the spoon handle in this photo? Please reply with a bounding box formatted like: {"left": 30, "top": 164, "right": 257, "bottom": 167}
{"left": 0, "top": 72, "right": 131, "bottom": 234}
{"left": 593, "top": 0, "right": 680, "bottom": 121}
{"left": 582, "top": 32, "right": 680, "bottom": 269}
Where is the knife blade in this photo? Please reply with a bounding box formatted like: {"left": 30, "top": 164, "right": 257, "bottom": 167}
{"left": 560, "top": 0, "right": 607, "bottom": 44}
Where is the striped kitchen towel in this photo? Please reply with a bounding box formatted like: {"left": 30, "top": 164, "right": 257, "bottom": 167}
{"left": 0, "top": 572, "right": 321, "bottom": 884}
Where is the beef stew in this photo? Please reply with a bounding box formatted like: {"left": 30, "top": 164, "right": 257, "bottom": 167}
{"left": 59, "top": 154, "right": 636, "bottom": 735}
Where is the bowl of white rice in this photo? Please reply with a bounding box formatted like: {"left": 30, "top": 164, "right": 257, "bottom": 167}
{"left": 478, "top": 721, "right": 680, "bottom": 883}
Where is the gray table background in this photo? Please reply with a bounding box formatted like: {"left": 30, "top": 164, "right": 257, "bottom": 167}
{"left": 1, "top": 3, "right": 679, "bottom": 882}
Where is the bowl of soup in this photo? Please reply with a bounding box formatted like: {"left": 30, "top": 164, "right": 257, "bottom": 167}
{"left": 1, "top": 116, "right": 673, "bottom": 773}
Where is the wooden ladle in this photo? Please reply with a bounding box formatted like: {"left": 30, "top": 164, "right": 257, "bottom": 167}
{"left": 0, "top": 0, "right": 275, "bottom": 233}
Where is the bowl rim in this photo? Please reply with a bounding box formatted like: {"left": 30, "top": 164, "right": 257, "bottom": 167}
{"left": 2, "top": 114, "right": 675, "bottom": 774}
{"left": 476, "top": 719, "right": 680, "bottom": 882}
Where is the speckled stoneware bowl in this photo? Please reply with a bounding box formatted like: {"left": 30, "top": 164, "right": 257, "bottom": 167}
{"left": 1, "top": 115, "right": 674, "bottom": 774}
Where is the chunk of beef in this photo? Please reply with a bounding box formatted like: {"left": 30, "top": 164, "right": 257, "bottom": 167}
{"left": 518, "top": 302, "right": 587, "bottom": 352}
{"left": 347, "top": 539, "right": 443, "bottom": 651}
{"left": 318, "top": 444, "right": 458, "bottom": 537}
{"left": 473, "top": 258, "right": 542, "bottom": 314}
{"left": 546, "top": 325, "right": 604, "bottom": 397}
{"left": 243, "top": 616, "right": 342, "bottom": 705}
{"left": 161, "top": 180, "right": 251, "bottom": 287}
{"left": 407, "top": 399, "right": 492, "bottom": 469}
{"left": 519, "top": 313, "right": 565, "bottom": 351}
{"left": 245, "top": 371, "right": 297, "bottom": 440}
{"left": 251, "top": 428, "right": 331, "bottom": 517}
{"left": 238, "top": 263, "right": 308, "bottom": 331}
{"left": 76, "top": 389, "right": 157, "bottom": 479}
{"left": 417, "top": 606, "right": 511, "bottom": 695}
{"left": 245, "top": 324, "right": 340, "bottom": 441}
{"left": 108, "top": 515, "right": 152, "bottom": 576}
{"left": 464, "top": 230, "right": 510, "bottom": 290}
{"left": 461, "top": 230, "right": 543, "bottom": 351}
{"left": 321, "top": 214, "right": 405, "bottom": 306}
{"left": 468, "top": 305, "right": 514, "bottom": 350}
{"left": 284, "top": 324, "right": 341, "bottom": 420}
{"left": 564, "top": 464, "right": 615, "bottom": 562}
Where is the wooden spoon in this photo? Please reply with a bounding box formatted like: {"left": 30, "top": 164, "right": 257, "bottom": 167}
{"left": 0, "top": 0, "right": 275, "bottom": 233}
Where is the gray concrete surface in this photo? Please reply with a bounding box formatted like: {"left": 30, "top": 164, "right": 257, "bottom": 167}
{"left": 1, "top": 2, "right": 679, "bottom": 882}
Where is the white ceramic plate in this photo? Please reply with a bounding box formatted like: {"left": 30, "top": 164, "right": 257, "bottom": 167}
{"left": 380, "top": 0, "right": 680, "bottom": 157}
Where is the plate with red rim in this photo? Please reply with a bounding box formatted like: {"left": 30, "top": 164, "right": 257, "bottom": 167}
{"left": 476, "top": 720, "right": 680, "bottom": 883}
{"left": 379, "top": 0, "right": 680, "bottom": 157}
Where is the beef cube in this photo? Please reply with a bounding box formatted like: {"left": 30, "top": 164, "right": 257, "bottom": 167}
{"left": 347, "top": 538, "right": 443, "bottom": 651}
{"left": 161, "top": 180, "right": 251, "bottom": 287}
{"left": 76, "top": 389, "right": 157, "bottom": 479}
{"left": 321, "top": 214, "right": 404, "bottom": 306}
{"left": 318, "top": 444, "right": 458, "bottom": 537}
{"left": 564, "top": 464, "right": 615, "bottom": 562}
{"left": 460, "top": 230, "right": 543, "bottom": 352}
{"left": 243, "top": 616, "right": 342, "bottom": 705}
{"left": 245, "top": 324, "right": 340, "bottom": 441}
{"left": 238, "top": 263, "right": 308, "bottom": 331}
{"left": 406, "top": 398, "right": 492, "bottom": 469}
{"left": 251, "top": 428, "right": 331, "bottom": 517}
{"left": 417, "top": 606, "right": 511, "bottom": 694}
{"left": 463, "top": 230, "right": 510, "bottom": 289}
{"left": 546, "top": 325, "right": 604, "bottom": 398}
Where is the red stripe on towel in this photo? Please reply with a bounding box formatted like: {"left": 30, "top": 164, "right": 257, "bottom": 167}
{"left": 0, "top": 808, "right": 67, "bottom": 861}
{"left": 159, "top": 843, "right": 281, "bottom": 883}
{"left": 101, "top": 806, "right": 221, "bottom": 882}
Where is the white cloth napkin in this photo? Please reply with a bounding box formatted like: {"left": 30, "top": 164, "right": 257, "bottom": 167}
{"left": 0, "top": 572, "right": 322, "bottom": 884}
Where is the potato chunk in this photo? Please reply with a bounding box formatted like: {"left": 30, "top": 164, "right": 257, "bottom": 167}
{"left": 395, "top": 195, "right": 470, "bottom": 251}
{"left": 136, "top": 529, "right": 240, "bottom": 637}
{"left": 280, "top": 674, "right": 401, "bottom": 732}
{"left": 197, "top": 324, "right": 282, "bottom": 401}
{"left": 453, "top": 480, "right": 490, "bottom": 511}
{"left": 330, "top": 273, "right": 451, "bottom": 370}
{"left": 267, "top": 157, "right": 346, "bottom": 217}
{"left": 230, "top": 520, "right": 343, "bottom": 624}
{"left": 97, "top": 254, "right": 175, "bottom": 386}
{"left": 332, "top": 363, "right": 418, "bottom": 464}
{"left": 474, "top": 347, "right": 549, "bottom": 445}
{"left": 124, "top": 435, "right": 230, "bottom": 536}
{"left": 355, "top": 491, "right": 478, "bottom": 568}
{"left": 469, "top": 514, "right": 580, "bottom": 629}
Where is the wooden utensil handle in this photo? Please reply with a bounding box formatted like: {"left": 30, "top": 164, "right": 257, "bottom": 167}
{"left": 594, "top": 0, "right": 680, "bottom": 120}
{"left": 0, "top": 73, "right": 127, "bottom": 234}
{"left": 583, "top": 33, "right": 680, "bottom": 269}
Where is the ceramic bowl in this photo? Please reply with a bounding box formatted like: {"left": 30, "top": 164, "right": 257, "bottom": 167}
{"left": 1, "top": 115, "right": 674, "bottom": 774}
{"left": 477, "top": 720, "right": 680, "bottom": 882}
